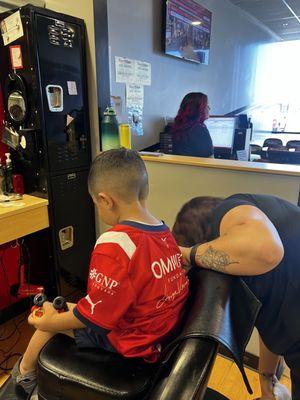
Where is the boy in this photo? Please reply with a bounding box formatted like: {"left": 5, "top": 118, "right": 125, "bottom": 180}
{"left": 9, "top": 149, "right": 189, "bottom": 396}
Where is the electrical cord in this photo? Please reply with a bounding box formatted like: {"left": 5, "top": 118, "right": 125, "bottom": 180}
{"left": 0, "top": 352, "right": 22, "bottom": 372}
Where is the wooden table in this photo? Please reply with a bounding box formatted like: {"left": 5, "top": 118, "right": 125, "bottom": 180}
{"left": 0, "top": 194, "right": 49, "bottom": 245}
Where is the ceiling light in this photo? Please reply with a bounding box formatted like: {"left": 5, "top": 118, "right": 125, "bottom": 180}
{"left": 191, "top": 21, "right": 201, "bottom": 26}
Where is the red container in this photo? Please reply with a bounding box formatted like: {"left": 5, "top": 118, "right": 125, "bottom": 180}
{"left": 13, "top": 174, "right": 24, "bottom": 195}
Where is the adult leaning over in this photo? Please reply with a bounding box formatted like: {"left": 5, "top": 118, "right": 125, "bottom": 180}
{"left": 173, "top": 194, "right": 299, "bottom": 400}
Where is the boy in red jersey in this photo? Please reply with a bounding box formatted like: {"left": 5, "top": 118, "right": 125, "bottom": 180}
{"left": 9, "top": 149, "right": 189, "bottom": 395}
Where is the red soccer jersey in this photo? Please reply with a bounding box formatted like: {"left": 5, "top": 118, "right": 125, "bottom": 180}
{"left": 74, "top": 221, "right": 189, "bottom": 362}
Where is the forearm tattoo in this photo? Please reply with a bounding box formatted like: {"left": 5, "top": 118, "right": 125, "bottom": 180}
{"left": 196, "top": 246, "right": 239, "bottom": 273}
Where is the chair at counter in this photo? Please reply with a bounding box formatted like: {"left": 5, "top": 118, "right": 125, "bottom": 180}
{"left": 260, "top": 138, "right": 284, "bottom": 160}
{"left": 286, "top": 140, "right": 300, "bottom": 151}
{"left": 250, "top": 144, "right": 262, "bottom": 155}
{"left": 267, "top": 147, "right": 300, "bottom": 165}
{"left": 263, "top": 138, "right": 283, "bottom": 148}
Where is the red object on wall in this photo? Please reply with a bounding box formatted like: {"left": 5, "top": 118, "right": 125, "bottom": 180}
{"left": 13, "top": 174, "right": 24, "bottom": 195}
{"left": 0, "top": 242, "right": 21, "bottom": 310}
{"left": 0, "top": 87, "right": 22, "bottom": 311}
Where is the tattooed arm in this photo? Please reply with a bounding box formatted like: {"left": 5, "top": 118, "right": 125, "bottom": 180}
{"left": 180, "top": 205, "right": 284, "bottom": 276}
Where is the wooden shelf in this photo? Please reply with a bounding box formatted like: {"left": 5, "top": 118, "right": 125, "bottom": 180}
{"left": 0, "top": 195, "right": 49, "bottom": 245}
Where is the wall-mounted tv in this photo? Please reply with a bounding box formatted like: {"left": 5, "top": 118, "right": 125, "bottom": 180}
{"left": 163, "top": 0, "right": 212, "bottom": 65}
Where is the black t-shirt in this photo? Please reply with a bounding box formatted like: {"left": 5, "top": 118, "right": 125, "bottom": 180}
{"left": 211, "top": 193, "right": 300, "bottom": 355}
{"left": 172, "top": 124, "right": 214, "bottom": 158}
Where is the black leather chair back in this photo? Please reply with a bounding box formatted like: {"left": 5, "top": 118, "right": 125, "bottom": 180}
{"left": 148, "top": 269, "right": 261, "bottom": 399}
{"left": 263, "top": 138, "right": 283, "bottom": 148}
{"left": 286, "top": 140, "right": 300, "bottom": 150}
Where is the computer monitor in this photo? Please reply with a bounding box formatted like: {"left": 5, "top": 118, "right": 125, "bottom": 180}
{"left": 205, "top": 117, "right": 236, "bottom": 150}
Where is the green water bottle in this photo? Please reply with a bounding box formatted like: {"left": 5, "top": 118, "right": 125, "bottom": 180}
{"left": 101, "top": 107, "right": 120, "bottom": 151}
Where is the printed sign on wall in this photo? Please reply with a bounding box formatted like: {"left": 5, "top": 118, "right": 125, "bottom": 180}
{"left": 0, "top": 11, "right": 24, "bottom": 46}
{"left": 115, "top": 57, "right": 151, "bottom": 86}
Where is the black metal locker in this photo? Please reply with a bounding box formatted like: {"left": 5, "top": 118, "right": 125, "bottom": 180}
{"left": 0, "top": 5, "right": 95, "bottom": 296}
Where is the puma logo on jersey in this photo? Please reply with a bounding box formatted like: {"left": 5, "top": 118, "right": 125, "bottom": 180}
{"left": 85, "top": 294, "right": 102, "bottom": 315}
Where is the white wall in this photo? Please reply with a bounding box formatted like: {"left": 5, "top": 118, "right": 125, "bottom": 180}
{"left": 107, "top": 0, "right": 273, "bottom": 150}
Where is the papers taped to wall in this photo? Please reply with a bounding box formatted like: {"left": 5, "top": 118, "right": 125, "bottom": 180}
{"left": 115, "top": 56, "right": 151, "bottom": 86}
{"left": 0, "top": 11, "right": 24, "bottom": 46}
{"left": 126, "top": 84, "right": 144, "bottom": 108}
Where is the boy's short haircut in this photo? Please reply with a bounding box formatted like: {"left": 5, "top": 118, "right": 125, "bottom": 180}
{"left": 88, "top": 148, "right": 149, "bottom": 202}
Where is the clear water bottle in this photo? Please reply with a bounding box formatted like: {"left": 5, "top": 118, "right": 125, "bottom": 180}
{"left": 101, "top": 107, "right": 120, "bottom": 151}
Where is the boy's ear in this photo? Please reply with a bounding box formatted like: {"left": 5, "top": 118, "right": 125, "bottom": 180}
{"left": 98, "top": 192, "right": 114, "bottom": 209}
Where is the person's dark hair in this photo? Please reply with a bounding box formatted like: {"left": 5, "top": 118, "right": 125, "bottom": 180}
{"left": 172, "top": 197, "right": 222, "bottom": 247}
{"left": 88, "top": 148, "right": 148, "bottom": 203}
{"left": 172, "top": 92, "right": 208, "bottom": 139}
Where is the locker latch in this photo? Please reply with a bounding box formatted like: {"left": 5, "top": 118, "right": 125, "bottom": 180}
{"left": 58, "top": 226, "right": 74, "bottom": 250}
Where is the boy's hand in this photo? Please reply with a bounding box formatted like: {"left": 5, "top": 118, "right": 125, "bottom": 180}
{"left": 28, "top": 301, "right": 58, "bottom": 331}
{"left": 179, "top": 246, "right": 192, "bottom": 265}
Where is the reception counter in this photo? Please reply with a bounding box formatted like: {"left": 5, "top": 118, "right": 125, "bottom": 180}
{"left": 142, "top": 154, "right": 300, "bottom": 229}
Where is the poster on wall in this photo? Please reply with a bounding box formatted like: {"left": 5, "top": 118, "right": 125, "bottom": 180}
{"left": 134, "top": 61, "right": 151, "bottom": 86}
{"left": 0, "top": 10, "right": 24, "bottom": 46}
{"left": 115, "top": 56, "right": 136, "bottom": 84}
{"left": 115, "top": 57, "right": 151, "bottom": 86}
{"left": 126, "top": 84, "right": 144, "bottom": 108}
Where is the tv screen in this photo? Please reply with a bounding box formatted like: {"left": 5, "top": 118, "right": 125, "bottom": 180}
{"left": 164, "top": 0, "right": 212, "bottom": 65}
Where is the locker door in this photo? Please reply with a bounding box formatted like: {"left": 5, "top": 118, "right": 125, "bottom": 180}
{"left": 35, "top": 14, "right": 90, "bottom": 172}
{"left": 49, "top": 170, "right": 95, "bottom": 285}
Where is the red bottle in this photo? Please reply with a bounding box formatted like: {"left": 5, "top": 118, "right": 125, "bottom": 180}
{"left": 13, "top": 174, "right": 24, "bottom": 195}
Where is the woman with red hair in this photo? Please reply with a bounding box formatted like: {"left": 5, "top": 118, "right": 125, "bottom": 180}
{"left": 172, "top": 92, "right": 213, "bottom": 158}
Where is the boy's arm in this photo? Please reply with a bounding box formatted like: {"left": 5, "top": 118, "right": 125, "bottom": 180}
{"left": 181, "top": 205, "right": 284, "bottom": 276}
{"left": 28, "top": 301, "right": 85, "bottom": 332}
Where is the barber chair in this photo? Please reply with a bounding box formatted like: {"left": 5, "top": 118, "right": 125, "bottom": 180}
{"left": 0, "top": 269, "right": 260, "bottom": 400}
{"left": 35, "top": 269, "right": 260, "bottom": 400}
